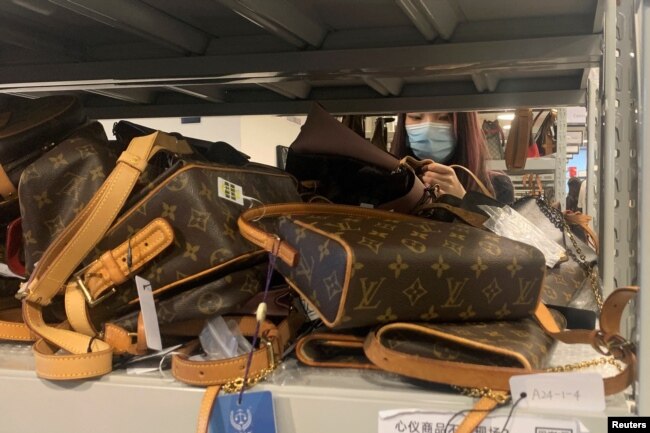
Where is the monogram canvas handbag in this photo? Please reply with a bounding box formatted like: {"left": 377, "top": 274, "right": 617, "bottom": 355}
{"left": 238, "top": 202, "right": 546, "bottom": 329}
{"left": 18, "top": 128, "right": 302, "bottom": 379}
{"left": 295, "top": 287, "right": 637, "bottom": 433}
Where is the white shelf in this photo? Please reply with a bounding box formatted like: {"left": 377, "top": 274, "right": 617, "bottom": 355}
{"left": 0, "top": 342, "right": 630, "bottom": 433}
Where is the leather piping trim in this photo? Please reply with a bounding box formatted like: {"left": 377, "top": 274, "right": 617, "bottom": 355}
{"left": 375, "top": 321, "right": 531, "bottom": 370}
{"left": 290, "top": 218, "right": 353, "bottom": 328}
{"left": 238, "top": 202, "right": 436, "bottom": 267}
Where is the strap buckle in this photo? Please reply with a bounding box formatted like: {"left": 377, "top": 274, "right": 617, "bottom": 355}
{"left": 74, "top": 266, "right": 117, "bottom": 307}
{"left": 262, "top": 337, "right": 277, "bottom": 370}
{"left": 593, "top": 331, "right": 635, "bottom": 358}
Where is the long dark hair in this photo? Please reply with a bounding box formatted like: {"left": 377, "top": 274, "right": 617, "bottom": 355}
{"left": 389, "top": 112, "right": 494, "bottom": 195}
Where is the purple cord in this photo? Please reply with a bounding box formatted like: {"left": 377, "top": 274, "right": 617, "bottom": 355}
{"left": 238, "top": 251, "right": 277, "bottom": 405}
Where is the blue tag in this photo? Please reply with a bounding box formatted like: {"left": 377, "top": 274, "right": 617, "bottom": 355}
{"left": 210, "top": 391, "right": 276, "bottom": 433}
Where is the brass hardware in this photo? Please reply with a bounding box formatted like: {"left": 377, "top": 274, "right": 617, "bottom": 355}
{"left": 75, "top": 274, "right": 116, "bottom": 307}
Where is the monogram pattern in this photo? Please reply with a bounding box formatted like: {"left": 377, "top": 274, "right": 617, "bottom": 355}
{"left": 382, "top": 311, "right": 565, "bottom": 370}
{"left": 20, "top": 122, "right": 122, "bottom": 272}
{"left": 113, "top": 265, "right": 268, "bottom": 329}
{"left": 275, "top": 214, "right": 545, "bottom": 329}
{"left": 19, "top": 127, "right": 301, "bottom": 328}
{"left": 92, "top": 163, "right": 300, "bottom": 321}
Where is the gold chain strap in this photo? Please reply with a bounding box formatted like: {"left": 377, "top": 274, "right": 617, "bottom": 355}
{"left": 452, "top": 356, "right": 622, "bottom": 404}
{"left": 221, "top": 365, "right": 277, "bottom": 394}
{"left": 561, "top": 218, "right": 604, "bottom": 311}
{"left": 546, "top": 356, "right": 623, "bottom": 373}
{"left": 451, "top": 386, "right": 511, "bottom": 404}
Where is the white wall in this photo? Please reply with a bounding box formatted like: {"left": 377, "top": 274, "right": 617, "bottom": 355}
{"left": 98, "top": 115, "right": 305, "bottom": 167}
{"left": 240, "top": 115, "right": 304, "bottom": 166}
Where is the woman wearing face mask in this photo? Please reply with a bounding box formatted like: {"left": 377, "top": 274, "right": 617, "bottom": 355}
{"left": 390, "top": 112, "right": 515, "bottom": 204}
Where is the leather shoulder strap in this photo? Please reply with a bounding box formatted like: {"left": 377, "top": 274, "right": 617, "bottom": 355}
{"left": 364, "top": 287, "right": 637, "bottom": 397}
{"left": 21, "top": 132, "right": 193, "bottom": 380}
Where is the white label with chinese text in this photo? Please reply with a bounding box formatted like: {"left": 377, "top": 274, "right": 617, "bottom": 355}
{"left": 378, "top": 410, "right": 587, "bottom": 433}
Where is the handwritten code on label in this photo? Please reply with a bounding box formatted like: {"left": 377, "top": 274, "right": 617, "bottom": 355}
{"left": 510, "top": 372, "right": 605, "bottom": 413}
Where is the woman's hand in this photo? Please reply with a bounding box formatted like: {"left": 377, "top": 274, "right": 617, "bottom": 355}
{"left": 421, "top": 162, "right": 466, "bottom": 198}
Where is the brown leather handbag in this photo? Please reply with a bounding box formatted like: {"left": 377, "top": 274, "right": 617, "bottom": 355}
{"left": 296, "top": 287, "right": 637, "bottom": 433}
{"left": 285, "top": 104, "right": 429, "bottom": 213}
{"left": 504, "top": 108, "right": 533, "bottom": 169}
{"left": 18, "top": 129, "right": 301, "bottom": 379}
{"left": 0, "top": 95, "right": 86, "bottom": 219}
{"left": 239, "top": 202, "right": 546, "bottom": 329}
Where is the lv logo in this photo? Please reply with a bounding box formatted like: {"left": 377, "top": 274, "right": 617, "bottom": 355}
{"left": 514, "top": 278, "right": 538, "bottom": 305}
{"left": 442, "top": 278, "right": 469, "bottom": 308}
{"left": 353, "top": 277, "right": 386, "bottom": 310}
{"left": 324, "top": 221, "right": 361, "bottom": 232}
{"left": 295, "top": 252, "right": 315, "bottom": 285}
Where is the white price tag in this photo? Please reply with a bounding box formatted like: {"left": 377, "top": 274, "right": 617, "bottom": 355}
{"left": 378, "top": 410, "right": 587, "bottom": 433}
{"left": 510, "top": 372, "right": 605, "bottom": 412}
{"left": 217, "top": 177, "right": 244, "bottom": 206}
{"left": 135, "top": 275, "right": 163, "bottom": 351}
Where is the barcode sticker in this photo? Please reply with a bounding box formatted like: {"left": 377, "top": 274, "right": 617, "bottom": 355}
{"left": 218, "top": 178, "right": 244, "bottom": 206}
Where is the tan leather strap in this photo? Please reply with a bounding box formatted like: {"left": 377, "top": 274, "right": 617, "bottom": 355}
{"left": 238, "top": 202, "right": 434, "bottom": 267}
{"left": 0, "top": 163, "right": 17, "bottom": 202}
{"left": 22, "top": 132, "right": 193, "bottom": 380}
{"left": 196, "top": 386, "right": 221, "bottom": 433}
{"left": 449, "top": 164, "right": 494, "bottom": 199}
{"left": 414, "top": 202, "right": 488, "bottom": 228}
{"left": 31, "top": 334, "right": 113, "bottom": 380}
{"left": 456, "top": 395, "right": 506, "bottom": 433}
{"left": 22, "top": 132, "right": 192, "bottom": 305}
{"left": 564, "top": 211, "right": 600, "bottom": 253}
{"left": 172, "top": 308, "right": 305, "bottom": 386}
{"left": 400, "top": 156, "right": 494, "bottom": 198}
{"left": 364, "top": 287, "right": 637, "bottom": 395}
{"left": 65, "top": 218, "right": 174, "bottom": 336}
{"left": 0, "top": 308, "right": 33, "bottom": 341}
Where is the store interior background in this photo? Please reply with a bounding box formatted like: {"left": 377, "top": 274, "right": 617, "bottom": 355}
{"left": 99, "top": 105, "right": 589, "bottom": 203}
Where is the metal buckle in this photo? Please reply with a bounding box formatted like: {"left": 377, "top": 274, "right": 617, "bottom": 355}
{"left": 262, "top": 338, "right": 277, "bottom": 369}
{"left": 74, "top": 270, "right": 116, "bottom": 307}
{"left": 593, "top": 331, "right": 635, "bottom": 358}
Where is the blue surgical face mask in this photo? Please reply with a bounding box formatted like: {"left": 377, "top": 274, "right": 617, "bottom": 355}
{"left": 405, "top": 122, "right": 457, "bottom": 163}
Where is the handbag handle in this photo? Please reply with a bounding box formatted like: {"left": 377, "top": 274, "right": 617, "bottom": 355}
{"left": 400, "top": 156, "right": 495, "bottom": 199}
{"left": 238, "top": 202, "right": 436, "bottom": 267}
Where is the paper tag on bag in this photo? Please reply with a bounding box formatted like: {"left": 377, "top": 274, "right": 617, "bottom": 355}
{"left": 135, "top": 275, "right": 163, "bottom": 351}
{"left": 211, "top": 391, "right": 277, "bottom": 433}
{"left": 218, "top": 177, "right": 244, "bottom": 206}
{"left": 510, "top": 372, "right": 606, "bottom": 412}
